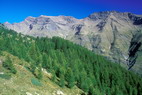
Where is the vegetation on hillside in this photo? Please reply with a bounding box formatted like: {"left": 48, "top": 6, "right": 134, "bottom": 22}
{"left": 2, "top": 56, "right": 17, "bottom": 74}
{"left": 0, "top": 26, "right": 142, "bottom": 95}
{"left": 0, "top": 52, "right": 81, "bottom": 95}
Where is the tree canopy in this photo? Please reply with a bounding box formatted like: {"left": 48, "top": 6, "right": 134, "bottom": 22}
{"left": 0, "top": 26, "right": 142, "bottom": 95}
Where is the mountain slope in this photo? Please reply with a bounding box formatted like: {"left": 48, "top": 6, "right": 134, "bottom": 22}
{"left": 0, "top": 24, "right": 142, "bottom": 95}
{"left": 4, "top": 11, "right": 142, "bottom": 75}
{"left": 127, "top": 31, "right": 142, "bottom": 75}
{"left": 0, "top": 52, "right": 82, "bottom": 95}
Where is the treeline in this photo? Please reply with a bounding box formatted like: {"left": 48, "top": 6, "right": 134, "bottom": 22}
{"left": 0, "top": 26, "right": 142, "bottom": 95}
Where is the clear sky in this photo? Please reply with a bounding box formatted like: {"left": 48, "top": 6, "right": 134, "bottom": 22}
{"left": 0, "top": 0, "right": 142, "bottom": 23}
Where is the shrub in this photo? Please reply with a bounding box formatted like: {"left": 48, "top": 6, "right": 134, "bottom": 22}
{"left": 31, "top": 78, "right": 42, "bottom": 86}
{"left": 0, "top": 74, "right": 11, "bottom": 80}
{"left": 3, "top": 56, "right": 17, "bottom": 74}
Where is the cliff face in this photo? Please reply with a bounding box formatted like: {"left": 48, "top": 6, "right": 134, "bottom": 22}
{"left": 4, "top": 11, "right": 142, "bottom": 75}
{"left": 128, "top": 31, "right": 142, "bottom": 75}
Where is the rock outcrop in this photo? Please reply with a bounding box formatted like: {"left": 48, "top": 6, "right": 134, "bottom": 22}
{"left": 127, "top": 31, "right": 142, "bottom": 75}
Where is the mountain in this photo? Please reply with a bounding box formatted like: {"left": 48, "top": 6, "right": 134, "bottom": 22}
{"left": 128, "top": 31, "right": 142, "bottom": 74}
{"left": 0, "top": 25, "right": 142, "bottom": 95}
{"left": 4, "top": 11, "right": 142, "bottom": 75}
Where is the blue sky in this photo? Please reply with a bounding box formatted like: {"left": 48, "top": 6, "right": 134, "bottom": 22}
{"left": 0, "top": 0, "right": 142, "bottom": 23}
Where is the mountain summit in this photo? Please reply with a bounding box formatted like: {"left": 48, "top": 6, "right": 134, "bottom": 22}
{"left": 4, "top": 11, "right": 142, "bottom": 75}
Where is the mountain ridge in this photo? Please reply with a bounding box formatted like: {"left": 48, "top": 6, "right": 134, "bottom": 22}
{"left": 3, "top": 11, "right": 142, "bottom": 75}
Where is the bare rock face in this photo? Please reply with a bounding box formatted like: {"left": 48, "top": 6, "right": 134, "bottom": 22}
{"left": 127, "top": 31, "right": 142, "bottom": 75}
{"left": 4, "top": 11, "right": 142, "bottom": 75}
{"left": 4, "top": 15, "right": 81, "bottom": 38}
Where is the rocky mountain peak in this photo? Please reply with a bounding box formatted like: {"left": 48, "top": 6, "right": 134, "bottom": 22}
{"left": 87, "top": 11, "right": 142, "bottom": 23}
{"left": 3, "top": 11, "right": 142, "bottom": 75}
{"left": 128, "top": 13, "right": 142, "bottom": 25}
{"left": 25, "top": 16, "right": 36, "bottom": 22}
{"left": 88, "top": 11, "right": 121, "bottom": 20}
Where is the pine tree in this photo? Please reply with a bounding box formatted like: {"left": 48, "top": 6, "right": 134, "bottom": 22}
{"left": 65, "top": 68, "right": 75, "bottom": 88}
{"left": 42, "top": 53, "right": 48, "bottom": 68}
{"left": 59, "top": 75, "right": 65, "bottom": 87}
{"left": 51, "top": 70, "right": 56, "bottom": 82}
{"left": 3, "top": 56, "right": 17, "bottom": 74}
{"left": 37, "top": 64, "right": 43, "bottom": 80}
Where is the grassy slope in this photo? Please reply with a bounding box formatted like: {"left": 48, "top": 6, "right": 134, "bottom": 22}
{"left": 0, "top": 52, "right": 82, "bottom": 95}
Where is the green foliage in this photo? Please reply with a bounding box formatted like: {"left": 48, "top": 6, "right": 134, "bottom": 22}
{"left": 0, "top": 26, "right": 142, "bottom": 95}
{"left": 31, "top": 78, "right": 42, "bottom": 86}
{"left": 0, "top": 74, "right": 11, "bottom": 80}
{"left": 65, "top": 68, "right": 75, "bottom": 88}
{"left": 2, "top": 56, "right": 17, "bottom": 74}
{"left": 58, "top": 75, "right": 65, "bottom": 87}
{"left": 36, "top": 64, "right": 43, "bottom": 80}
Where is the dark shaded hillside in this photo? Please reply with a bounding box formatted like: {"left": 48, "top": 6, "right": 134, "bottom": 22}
{"left": 0, "top": 26, "right": 142, "bottom": 95}
{"left": 128, "top": 31, "right": 142, "bottom": 75}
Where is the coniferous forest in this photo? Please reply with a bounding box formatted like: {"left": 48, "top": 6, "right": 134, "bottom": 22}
{"left": 0, "top": 25, "right": 142, "bottom": 95}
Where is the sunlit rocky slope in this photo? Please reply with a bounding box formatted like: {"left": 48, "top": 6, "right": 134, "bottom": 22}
{"left": 4, "top": 11, "right": 142, "bottom": 75}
